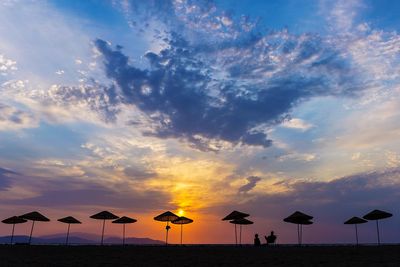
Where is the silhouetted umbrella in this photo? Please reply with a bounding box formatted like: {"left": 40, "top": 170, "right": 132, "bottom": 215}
{"left": 57, "top": 216, "right": 81, "bottom": 245}
{"left": 284, "top": 211, "right": 313, "bottom": 245}
{"left": 172, "top": 216, "right": 193, "bottom": 245}
{"left": 229, "top": 218, "right": 253, "bottom": 245}
{"left": 112, "top": 216, "right": 137, "bottom": 245}
{"left": 90, "top": 211, "right": 119, "bottom": 245}
{"left": 344, "top": 216, "right": 367, "bottom": 245}
{"left": 222, "top": 210, "right": 250, "bottom": 221}
{"left": 363, "top": 209, "right": 393, "bottom": 245}
{"left": 19, "top": 211, "right": 50, "bottom": 244}
{"left": 222, "top": 211, "right": 250, "bottom": 245}
{"left": 154, "top": 211, "right": 179, "bottom": 245}
{"left": 2, "top": 216, "right": 28, "bottom": 244}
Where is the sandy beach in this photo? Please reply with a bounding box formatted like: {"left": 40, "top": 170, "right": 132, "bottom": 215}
{"left": 1, "top": 245, "right": 399, "bottom": 267}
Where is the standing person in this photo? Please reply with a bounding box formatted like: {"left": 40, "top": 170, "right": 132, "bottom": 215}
{"left": 254, "top": 234, "right": 261, "bottom": 246}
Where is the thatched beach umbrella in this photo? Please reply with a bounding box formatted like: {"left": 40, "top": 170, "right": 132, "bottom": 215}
{"left": 57, "top": 216, "right": 81, "bottom": 245}
{"left": 90, "top": 211, "right": 119, "bottom": 245}
{"left": 19, "top": 211, "right": 50, "bottom": 244}
{"left": 344, "top": 217, "right": 367, "bottom": 245}
{"left": 363, "top": 209, "right": 393, "bottom": 245}
{"left": 154, "top": 211, "right": 179, "bottom": 245}
{"left": 112, "top": 216, "right": 137, "bottom": 245}
{"left": 172, "top": 216, "right": 193, "bottom": 245}
{"left": 229, "top": 218, "right": 253, "bottom": 245}
{"left": 2, "top": 216, "right": 28, "bottom": 244}
{"left": 222, "top": 211, "right": 250, "bottom": 245}
{"left": 284, "top": 211, "right": 313, "bottom": 245}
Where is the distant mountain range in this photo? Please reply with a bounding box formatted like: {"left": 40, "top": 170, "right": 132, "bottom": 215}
{"left": 0, "top": 232, "right": 164, "bottom": 245}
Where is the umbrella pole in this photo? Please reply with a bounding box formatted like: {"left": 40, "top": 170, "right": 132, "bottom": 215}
{"left": 234, "top": 224, "right": 237, "bottom": 246}
{"left": 123, "top": 224, "right": 125, "bottom": 246}
{"left": 180, "top": 224, "right": 183, "bottom": 245}
{"left": 355, "top": 224, "right": 358, "bottom": 246}
{"left": 11, "top": 224, "right": 15, "bottom": 245}
{"left": 29, "top": 221, "right": 35, "bottom": 244}
{"left": 376, "top": 220, "right": 380, "bottom": 245}
{"left": 101, "top": 219, "right": 106, "bottom": 245}
{"left": 66, "top": 223, "right": 71, "bottom": 245}
{"left": 239, "top": 225, "right": 242, "bottom": 245}
{"left": 165, "top": 221, "right": 169, "bottom": 246}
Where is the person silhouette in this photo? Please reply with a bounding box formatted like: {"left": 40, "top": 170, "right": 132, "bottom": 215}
{"left": 265, "top": 231, "right": 277, "bottom": 245}
{"left": 254, "top": 234, "right": 261, "bottom": 246}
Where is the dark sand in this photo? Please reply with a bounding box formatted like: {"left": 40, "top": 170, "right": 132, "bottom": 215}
{"left": 1, "top": 245, "right": 400, "bottom": 267}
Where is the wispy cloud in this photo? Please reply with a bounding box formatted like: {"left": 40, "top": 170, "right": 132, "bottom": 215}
{"left": 281, "top": 118, "right": 314, "bottom": 131}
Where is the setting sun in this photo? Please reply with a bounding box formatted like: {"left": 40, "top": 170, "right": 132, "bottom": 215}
{"left": 178, "top": 209, "right": 185, "bottom": 216}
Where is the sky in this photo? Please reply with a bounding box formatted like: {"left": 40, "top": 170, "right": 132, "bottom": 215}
{"left": 0, "top": 0, "right": 400, "bottom": 245}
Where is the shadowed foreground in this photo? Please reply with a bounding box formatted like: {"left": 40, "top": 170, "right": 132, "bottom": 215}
{"left": 1, "top": 245, "right": 400, "bottom": 266}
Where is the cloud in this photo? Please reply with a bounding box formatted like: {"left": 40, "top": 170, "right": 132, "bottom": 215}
{"left": 0, "top": 54, "right": 17, "bottom": 76}
{"left": 230, "top": 168, "right": 400, "bottom": 220}
{"left": 0, "top": 168, "right": 170, "bottom": 212}
{"left": 0, "top": 167, "right": 16, "bottom": 190}
{"left": 44, "top": 83, "right": 120, "bottom": 123}
{"left": 238, "top": 176, "right": 261, "bottom": 193}
{"left": 277, "top": 152, "right": 316, "bottom": 162}
{"left": 124, "top": 166, "right": 157, "bottom": 180}
{"left": 94, "top": 25, "right": 361, "bottom": 150}
{"left": 281, "top": 118, "right": 314, "bottom": 131}
{"left": 0, "top": 102, "right": 38, "bottom": 131}
{"left": 324, "top": 0, "right": 364, "bottom": 33}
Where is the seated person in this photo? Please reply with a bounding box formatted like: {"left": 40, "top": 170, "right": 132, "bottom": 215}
{"left": 254, "top": 234, "right": 261, "bottom": 246}
{"left": 265, "top": 231, "right": 277, "bottom": 245}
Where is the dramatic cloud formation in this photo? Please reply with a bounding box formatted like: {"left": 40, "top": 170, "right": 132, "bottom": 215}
{"left": 95, "top": 28, "right": 362, "bottom": 150}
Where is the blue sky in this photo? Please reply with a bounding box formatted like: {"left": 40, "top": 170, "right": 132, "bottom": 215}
{"left": 0, "top": 0, "right": 400, "bottom": 244}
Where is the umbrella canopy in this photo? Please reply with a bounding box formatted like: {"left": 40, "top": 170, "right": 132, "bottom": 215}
{"left": 2, "top": 216, "right": 27, "bottom": 224}
{"left": 112, "top": 216, "right": 137, "bottom": 245}
{"left": 363, "top": 210, "right": 392, "bottom": 220}
{"left": 58, "top": 216, "right": 81, "bottom": 224}
{"left": 172, "top": 216, "right": 193, "bottom": 225}
{"left": 222, "top": 210, "right": 250, "bottom": 221}
{"left": 154, "top": 211, "right": 179, "bottom": 222}
{"left": 172, "top": 216, "right": 193, "bottom": 245}
{"left": 2, "top": 216, "right": 28, "bottom": 245}
{"left": 90, "top": 211, "right": 119, "bottom": 220}
{"left": 229, "top": 218, "right": 254, "bottom": 225}
{"left": 20, "top": 211, "right": 50, "bottom": 222}
{"left": 283, "top": 211, "right": 313, "bottom": 224}
{"left": 344, "top": 217, "right": 367, "bottom": 225}
{"left": 112, "top": 216, "right": 137, "bottom": 224}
